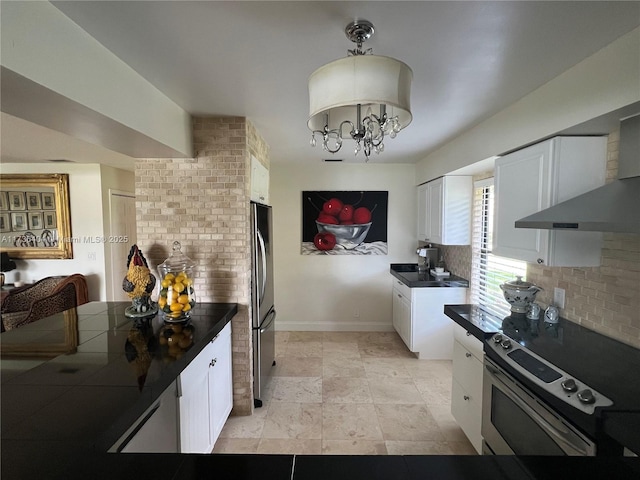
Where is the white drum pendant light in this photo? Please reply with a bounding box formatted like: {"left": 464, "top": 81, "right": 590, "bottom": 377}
{"left": 308, "top": 20, "right": 413, "bottom": 161}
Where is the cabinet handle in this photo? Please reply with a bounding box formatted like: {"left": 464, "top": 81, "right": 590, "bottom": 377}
{"left": 210, "top": 358, "right": 217, "bottom": 367}
{"left": 465, "top": 352, "right": 472, "bottom": 358}
{"left": 463, "top": 395, "right": 470, "bottom": 401}
{"left": 537, "top": 258, "right": 544, "bottom": 264}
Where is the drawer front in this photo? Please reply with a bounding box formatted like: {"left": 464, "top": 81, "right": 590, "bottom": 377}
{"left": 453, "top": 323, "right": 483, "bottom": 361}
{"left": 392, "top": 277, "right": 411, "bottom": 299}
{"left": 452, "top": 340, "right": 483, "bottom": 397}
{"left": 451, "top": 378, "right": 483, "bottom": 454}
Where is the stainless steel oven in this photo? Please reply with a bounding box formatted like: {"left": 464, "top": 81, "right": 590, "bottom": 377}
{"left": 482, "top": 356, "right": 596, "bottom": 456}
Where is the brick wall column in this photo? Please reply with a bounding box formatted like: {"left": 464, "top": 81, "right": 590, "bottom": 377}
{"left": 136, "top": 116, "right": 270, "bottom": 415}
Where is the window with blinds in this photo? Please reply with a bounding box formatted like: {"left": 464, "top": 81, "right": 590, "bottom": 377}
{"left": 470, "top": 178, "right": 526, "bottom": 318}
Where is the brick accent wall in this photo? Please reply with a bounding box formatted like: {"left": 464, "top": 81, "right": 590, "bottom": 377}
{"left": 525, "top": 129, "right": 640, "bottom": 349}
{"left": 136, "top": 116, "right": 270, "bottom": 416}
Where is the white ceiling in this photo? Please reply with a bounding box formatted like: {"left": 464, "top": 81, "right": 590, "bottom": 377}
{"left": 3, "top": 1, "right": 640, "bottom": 169}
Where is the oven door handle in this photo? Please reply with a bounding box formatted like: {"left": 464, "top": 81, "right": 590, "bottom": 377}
{"left": 485, "top": 364, "right": 590, "bottom": 456}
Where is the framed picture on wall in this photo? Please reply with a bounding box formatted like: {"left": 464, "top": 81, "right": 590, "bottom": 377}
{"left": 11, "top": 212, "right": 28, "bottom": 231}
{"left": 0, "top": 213, "right": 10, "bottom": 233}
{"left": 26, "top": 192, "right": 42, "bottom": 210}
{"left": 301, "top": 190, "right": 389, "bottom": 255}
{"left": 8, "top": 192, "right": 25, "bottom": 211}
{"left": 41, "top": 192, "right": 56, "bottom": 210}
{"left": 28, "top": 212, "right": 43, "bottom": 230}
{"left": 43, "top": 211, "right": 57, "bottom": 229}
{"left": 0, "top": 174, "right": 72, "bottom": 259}
{"left": 0, "top": 192, "right": 8, "bottom": 211}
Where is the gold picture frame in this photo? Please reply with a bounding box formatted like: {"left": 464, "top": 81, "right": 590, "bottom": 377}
{"left": 0, "top": 174, "right": 73, "bottom": 259}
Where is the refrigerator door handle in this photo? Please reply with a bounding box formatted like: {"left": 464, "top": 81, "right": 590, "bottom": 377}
{"left": 260, "top": 309, "right": 276, "bottom": 334}
{"left": 257, "top": 229, "right": 267, "bottom": 305}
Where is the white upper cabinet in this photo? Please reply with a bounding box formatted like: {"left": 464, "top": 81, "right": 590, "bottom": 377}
{"left": 493, "top": 137, "right": 606, "bottom": 266}
{"left": 250, "top": 155, "right": 269, "bottom": 204}
{"left": 417, "top": 176, "right": 472, "bottom": 245}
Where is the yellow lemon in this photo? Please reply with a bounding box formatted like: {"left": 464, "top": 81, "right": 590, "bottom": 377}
{"left": 184, "top": 278, "right": 193, "bottom": 286}
{"left": 163, "top": 273, "right": 175, "bottom": 281}
{"left": 173, "top": 282, "right": 186, "bottom": 293}
{"left": 158, "top": 297, "right": 167, "bottom": 308}
{"left": 170, "top": 303, "right": 184, "bottom": 313}
{"left": 178, "top": 294, "right": 190, "bottom": 305}
{"left": 182, "top": 303, "right": 192, "bottom": 312}
{"left": 161, "top": 279, "right": 171, "bottom": 288}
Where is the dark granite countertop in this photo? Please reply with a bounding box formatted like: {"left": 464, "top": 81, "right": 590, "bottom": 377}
{"left": 390, "top": 264, "right": 469, "bottom": 288}
{"left": 1, "top": 301, "right": 238, "bottom": 476}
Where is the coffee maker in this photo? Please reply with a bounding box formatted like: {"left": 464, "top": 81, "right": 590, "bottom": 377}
{"left": 416, "top": 246, "right": 438, "bottom": 273}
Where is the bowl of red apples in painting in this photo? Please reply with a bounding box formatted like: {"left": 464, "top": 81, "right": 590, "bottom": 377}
{"left": 313, "top": 196, "right": 373, "bottom": 251}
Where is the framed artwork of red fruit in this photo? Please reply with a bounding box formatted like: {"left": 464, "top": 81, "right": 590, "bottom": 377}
{"left": 301, "top": 191, "right": 388, "bottom": 255}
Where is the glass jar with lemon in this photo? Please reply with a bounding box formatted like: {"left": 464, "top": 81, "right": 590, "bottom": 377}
{"left": 157, "top": 241, "right": 196, "bottom": 322}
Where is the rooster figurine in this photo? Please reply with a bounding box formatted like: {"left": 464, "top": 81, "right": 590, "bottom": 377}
{"left": 123, "top": 244, "right": 158, "bottom": 318}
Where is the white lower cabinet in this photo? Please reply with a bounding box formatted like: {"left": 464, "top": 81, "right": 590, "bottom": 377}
{"left": 111, "top": 322, "right": 233, "bottom": 453}
{"left": 391, "top": 277, "right": 467, "bottom": 359}
{"left": 178, "top": 322, "right": 233, "bottom": 453}
{"left": 392, "top": 283, "right": 412, "bottom": 349}
{"left": 451, "top": 324, "right": 483, "bottom": 454}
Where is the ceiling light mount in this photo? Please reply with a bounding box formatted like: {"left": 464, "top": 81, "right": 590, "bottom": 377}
{"left": 308, "top": 19, "right": 412, "bottom": 162}
{"left": 345, "top": 19, "right": 374, "bottom": 56}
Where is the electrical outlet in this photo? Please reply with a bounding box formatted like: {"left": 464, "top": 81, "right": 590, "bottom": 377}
{"left": 554, "top": 287, "right": 565, "bottom": 309}
{"left": 87, "top": 252, "right": 97, "bottom": 261}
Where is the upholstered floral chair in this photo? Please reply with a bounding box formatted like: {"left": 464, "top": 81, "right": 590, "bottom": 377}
{"left": 1, "top": 274, "right": 88, "bottom": 331}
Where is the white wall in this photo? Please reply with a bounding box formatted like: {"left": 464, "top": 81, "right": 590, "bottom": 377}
{"left": 271, "top": 162, "right": 416, "bottom": 331}
{"left": 417, "top": 27, "right": 640, "bottom": 183}
{"left": 1, "top": 163, "right": 135, "bottom": 300}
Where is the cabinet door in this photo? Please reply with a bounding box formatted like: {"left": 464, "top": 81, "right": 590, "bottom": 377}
{"left": 426, "top": 179, "right": 443, "bottom": 244}
{"left": 493, "top": 141, "right": 552, "bottom": 264}
{"left": 451, "top": 377, "right": 483, "bottom": 454}
{"left": 417, "top": 183, "right": 428, "bottom": 241}
{"left": 178, "top": 342, "right": 214, "bottom": 453}
{"left": 392, "top": 288, "right": 412, "bottom": 351}
{"left": 209, "top": 323, "right": 233, "bottom": 445}
{"left": 251, "top": 156, "right": 269, "bottom": 204}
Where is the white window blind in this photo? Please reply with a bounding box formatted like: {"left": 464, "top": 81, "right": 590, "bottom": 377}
{"left": 470, "top": 178, "right": 526, "bottom": 318}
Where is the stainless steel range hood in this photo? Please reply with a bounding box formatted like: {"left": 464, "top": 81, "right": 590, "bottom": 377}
{"left": 515, "top": 114, "right": 640, "bottom": 234}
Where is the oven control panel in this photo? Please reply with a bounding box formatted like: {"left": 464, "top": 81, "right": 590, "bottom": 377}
{"left": 486, "top": 333, "right": 614, "bottom": 415}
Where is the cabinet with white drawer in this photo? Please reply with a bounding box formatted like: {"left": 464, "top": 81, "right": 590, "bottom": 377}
{"left": 451, "top": 323, "right": 484, "bottom": 454}
{"left": 391, "top": 277, "right": 467, "bottom": 359}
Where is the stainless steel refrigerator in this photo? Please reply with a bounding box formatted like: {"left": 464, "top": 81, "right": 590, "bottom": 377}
{"left": 250, "top": 202, "right": 276, "bottom": 408}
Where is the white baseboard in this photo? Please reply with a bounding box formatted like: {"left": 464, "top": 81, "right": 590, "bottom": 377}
{"left": 275, "top": 321, "right": 394, "bottom": 332}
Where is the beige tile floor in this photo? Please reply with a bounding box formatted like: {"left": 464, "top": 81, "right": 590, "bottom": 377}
{"left": 213, "top": 331, "right": 477, "bottom": 455}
